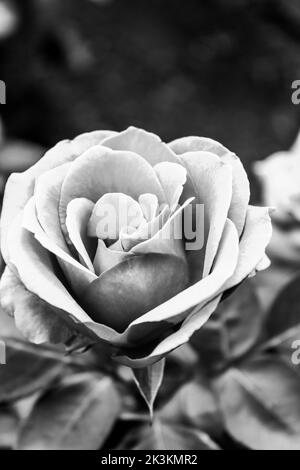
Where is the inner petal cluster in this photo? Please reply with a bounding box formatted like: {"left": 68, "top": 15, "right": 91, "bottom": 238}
{"left": 86, "top": 192, "right": 168, "bottom": 275}
{"left": 62, "top": 160, "right": 189, "bottom": 277}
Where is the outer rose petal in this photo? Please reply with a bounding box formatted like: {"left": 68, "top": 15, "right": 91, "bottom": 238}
{"left": 223, "top": 205, "right": 273, "bottom": 290}
{"left": 1, "top": 172, "right": 34, "bottom": 262}
{"left": 102, "top": 126, "right": 179, "bottom": 166}
{"left": 1, "top": 131, "right": 113, "bottom": 263}
{"left": 7, "top": 213, "right": 91, "bottom": 322}
{"left": 59, "top": 146, "right": 166, "bottom": 242}
{"left": 23, "top": 198, "right": 97, "bottom": 295}
{"left": 81, "top": 254, "right": 189, "bottom": 332}
{"left": 138, "top": 194, "right": 159, "bottom": 221}
{"left": 0, "top": 267, "right": 96, "bottom": 347}
{"left": 221, "top": 152, "right": 250, "bottom": 236}
{"left": 72, "top": 130, "right": 117, "bottom": 153}
{"left": 180, "top": 151, "right": 232, "bottom": 279}
{"left": 169, "top": 136, "right": 230, "bottom": 157}
{"left": 169, "top": 136, "right": 250, "bottom": 236}
{"left": 116, "top": 296, "right": 222, "bottom": 368}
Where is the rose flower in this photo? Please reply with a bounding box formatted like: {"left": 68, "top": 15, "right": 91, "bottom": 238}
{"left": 0, "top": 127, "right": 272, "bottom": 367}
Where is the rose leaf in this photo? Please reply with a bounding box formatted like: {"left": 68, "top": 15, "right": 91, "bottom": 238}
{"left": 214, "top": 354, "right": 300, "bottom": 450}
{"left": 0, "top": 337, "right": 66, "bottom": 403}
{"left": 17, "top": 372, "right": 121, "bottom": 450}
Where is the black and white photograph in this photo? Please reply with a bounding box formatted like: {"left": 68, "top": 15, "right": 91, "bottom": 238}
{"left": 0, "top": 0, "right": 300, "bottom": 453}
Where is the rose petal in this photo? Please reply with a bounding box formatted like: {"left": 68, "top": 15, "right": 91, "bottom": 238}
{"left": 169, "top": 136, "right": 230, "bottom": 157}
{"left": 117, "top": 296, "right": 222, "bottom": 368}
{"left": 221, "top": 152, "right": 250, "bottom": 236}
{"left": 7, "top": 213, "right": 90, "bottom": 322}
{"left": 93, "top": 239, "right": 131, "bottom": 275}
{"left": 223, "top": 206, "right": 273, "bottom": 290}
{"left": 80, "top": 254, "right": 189, "bottom": 332}
{"left": 138, "top": 194, "right": 159, "bottom": 221}
{"left": 118, "top": 224, "right": 146, "bottom": 251}
{"left": 154, "top": 162, "right": 187, "bottom": 211}
{"left": 72, "top": 130, "right": 117, "bottom": 153}
{"left": 23, "top": 197, "right": 43, "bottom": 234}
{"left": 0, "top": 267, "right": 96, "bottom": 346}
{"left": 87, "top": 193, "right": 144, "bottom": 241}
{"left": 180, "top": 151, "right": 232, "bottom": 279}
{"left": 82, "top": 321, "right": 130, "bottom": 347}
{"left": 33, "top": 130, "right": 116, "bottom": 176}
{"left": 66, "top": 198, "right": 95, "bottom": 272}
{"left": 1, "top": 131, "right": 110, "bottom": 263}
{"left": 59, "top": 146, "right": 166, "bottom": 242}
{"left": 127, "top": 218, "right": 239, "bottom": 329}
{"left": 23, "top": 140, "right": 78, "bottom": 178}
{"left": 1, "top": 172, "right": 34, "bottom": 262}
{"left": 248, "top": 255, "right": 271, "bottom": 278}
{"left": 34, "top": 163, "right": 71, "bottom": 251}
{"left": 130, "top": 198, "right": 193, "bottom": 259}
{"left": 118, "top": 204, "right": 170, "bottom": 252}
{"left": 102, "top": 126, "right": 179, "bottom": 166}
{"left": 169, "top": 136, "right": 250, "bottom": 236}
{"left": 23, "top": 198, "right": 97, "bottom": 295}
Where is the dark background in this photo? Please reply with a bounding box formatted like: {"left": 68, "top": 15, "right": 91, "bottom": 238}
{"left": 1, "top": 0, "right": 300, "bottom": 199}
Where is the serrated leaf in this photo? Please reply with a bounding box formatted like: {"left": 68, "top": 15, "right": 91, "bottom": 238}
{"left": 215, "top": 354, "right": 300, "bottom": 450}
{"left": 133, "top": 359, "right": 165, "bottom": 418}
{"left": 0, "top": 338, "right": 67, "bottom": 403}
{"left": 18, "top": 372, "right": 121, "bottom": 450}
{"left": 191, "top": 281, "right": 263, "bottom": 374}
{"left": 134, "top": 420, "right": 220, "bottom": 450}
